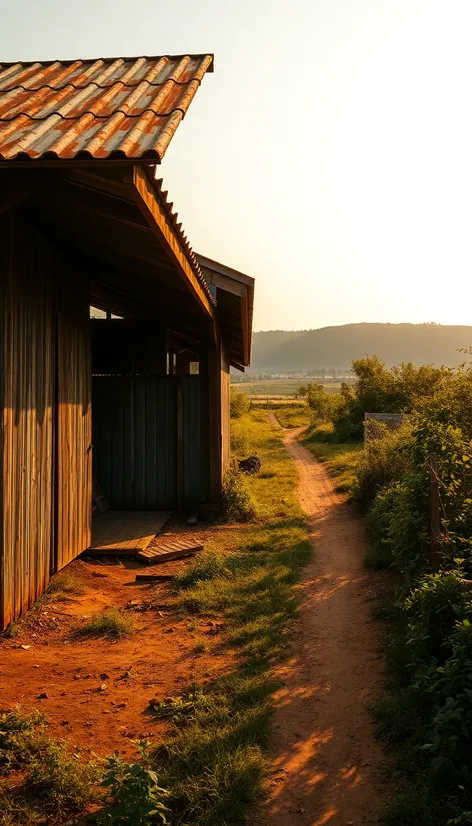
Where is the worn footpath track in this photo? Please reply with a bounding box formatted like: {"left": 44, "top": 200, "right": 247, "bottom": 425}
{"left": 266, "top": 417, "right": 389, "bottom": 825}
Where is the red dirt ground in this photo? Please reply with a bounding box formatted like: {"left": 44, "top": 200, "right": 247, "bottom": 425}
{"left": 266, "top": 422, "right": 391, "bottom": 826}
{"left": 0, "top": 520, "right": 233, "bottom": 760}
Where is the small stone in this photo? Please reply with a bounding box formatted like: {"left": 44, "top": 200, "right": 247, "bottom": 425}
{"left": 99, "top": 683, "right": 108, "bottom": 692}
{"left": 20, "top": 644, "right": 30, "bottom": 650}
{"left": 61, "top": 720, "right": 69, "bottom": 726}
{"left": 100, "top": 673, "right": 110, "bottom": 680}
{"left": 116, "top": 701, "right": 127, "bottom": 709}
{"left": 38, "top": 692, "right": 49, "bottom": 699}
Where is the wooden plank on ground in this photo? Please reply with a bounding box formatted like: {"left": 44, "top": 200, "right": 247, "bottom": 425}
{"left": 137, "top": 538, "right": 203, "bottom": 565}
{"left": 87, "top": 511, "right": 171, "bottom": 555}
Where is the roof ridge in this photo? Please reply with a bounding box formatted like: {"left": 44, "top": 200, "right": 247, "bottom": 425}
{"left": 0, "top": 54, "right": 214, "bottom": 69}
{"left": 0, "top": 77, "right": 205, "bottom": 94}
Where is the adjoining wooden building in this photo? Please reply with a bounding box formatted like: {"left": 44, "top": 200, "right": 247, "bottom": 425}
{"left": 0, "top": 54, "right": 254, "bottom": 630}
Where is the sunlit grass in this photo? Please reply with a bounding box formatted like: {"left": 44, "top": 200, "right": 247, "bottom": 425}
{"left": 304, "top": 423, "right": 363, "bottom": 495}
{"left": 74, "top": 608, "right": 134, "bottom": 639}
{"left": 152, "top": 409, "right": 311, "bottom": 825}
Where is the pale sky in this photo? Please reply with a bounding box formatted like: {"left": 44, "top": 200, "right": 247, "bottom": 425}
{"left": 1, "top": 0, "right": 472, "bottom": 331}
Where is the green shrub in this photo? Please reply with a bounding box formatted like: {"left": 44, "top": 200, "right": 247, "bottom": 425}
{"left": 26, "top": 739, "right": 99, "bottom": 814}
{"left": 222, "top": 469, "right": 257, "bottom": 522}
{"left": 98, "top": 743, "right": 169, "bottom": 825}
{"left": 0, "top": 707, "right": 98, "bottom": 823}
{"left": 230, "top": 388, "right": 251, "bottom": 419}
{"left": 0, "top": 707, "right": 47, "bottom": 773}
{"left": 353, "top": 422, "right": 413, "bottom": 510}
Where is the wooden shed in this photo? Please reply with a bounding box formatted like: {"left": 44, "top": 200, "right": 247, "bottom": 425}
{"left": 0, "top": 54, "right": 255, "bottom": 630}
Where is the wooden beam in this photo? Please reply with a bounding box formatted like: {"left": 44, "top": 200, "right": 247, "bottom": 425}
{"left": 129, "top": 166, "right": 214, "bottom": 320}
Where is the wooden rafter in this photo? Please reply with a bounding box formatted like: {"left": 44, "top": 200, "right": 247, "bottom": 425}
{"left": 128, "top": 166, "right": 214, "bottom": 320}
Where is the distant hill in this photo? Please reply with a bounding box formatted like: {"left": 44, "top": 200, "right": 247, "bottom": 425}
{"left": 250, "top": 324, "right": 472, "bottom": 373}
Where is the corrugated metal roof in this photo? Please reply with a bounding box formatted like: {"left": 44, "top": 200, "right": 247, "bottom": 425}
{"left": 0, "top": 54, "right": 213, "bottom": 162}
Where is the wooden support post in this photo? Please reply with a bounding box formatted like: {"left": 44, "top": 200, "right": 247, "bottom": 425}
{"left": 177, "top": 377, "right": 183, "bottom": 512}
{"left": 428, "top": 453, "right": 441, "bottom": 573}
{"left": 207, "top": 329, "right": 223, "bottom": 503}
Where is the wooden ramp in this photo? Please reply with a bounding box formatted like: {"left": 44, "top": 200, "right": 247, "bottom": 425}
{"left": 88, "top": 511, "right": 171, "bottom": 556}
{"left": 137, "top": 538, "right": 203, "bottom": 565}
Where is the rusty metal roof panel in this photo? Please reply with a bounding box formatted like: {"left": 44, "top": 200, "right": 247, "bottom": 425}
{"left": 0, "top": 54, "right": 213, "bottom": 162}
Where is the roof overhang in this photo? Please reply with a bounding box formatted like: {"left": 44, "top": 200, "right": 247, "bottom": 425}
{"left": 197, "top": 253, "right": 254, "bottom": 369}
{"left": 1, "top": 163, "right": 215, "bottom": 322}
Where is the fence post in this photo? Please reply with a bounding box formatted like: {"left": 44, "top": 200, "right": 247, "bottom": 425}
{"left": 428, "top": 453, "right": 441, "bottom": 573}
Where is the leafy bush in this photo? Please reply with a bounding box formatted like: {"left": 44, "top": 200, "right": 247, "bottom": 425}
{"left": 333, "top": 355, "right": 450, "bottom": 440}
{"left": 222, "top": 468, "right": 257, "bottom": 522}
{"left": 353, "top": 421, "right": 413, "bottom": 510}
{"left": 98, "top": 743, "right": 169, "bottom": 826}
{"left": 230, "top": 388, "right": 251, "bottom": 419}
{"left": 359, "top": 360, "right": 472, "bottom": 821}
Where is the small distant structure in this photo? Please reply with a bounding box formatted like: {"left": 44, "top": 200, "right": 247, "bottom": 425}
{"left": 364, "top": 412, "right": 407, "bottom": 442}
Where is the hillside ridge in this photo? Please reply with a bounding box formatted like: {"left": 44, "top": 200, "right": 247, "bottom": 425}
{"left": 251, "top": 323, "right": 472, "bottom": 372}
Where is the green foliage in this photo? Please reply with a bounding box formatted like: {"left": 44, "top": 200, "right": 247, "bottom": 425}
{"left": 0, "top": 707, "right": 98, "bottom": 825}
{"left": 76, "top": 607, "right": 134, "bottom": 639}
{"left": 222, "top": 468, "right": 257, "bottom": 522}
{"left": 358, "top": 361, "right": 472, "bottom": 822}
{"left": 175, "top": 550, "right": 229, "bottom": 589}
{"left": 97, "top": 743, "right": 169, "bottom": 826}
{"left": 157, "top": 410, "right": 311, "bottom": 825}
{"left": 354, "top": 421, "right": 413, "bottom": 511}
{"left": 230, "top": 388, "right": 251, "bottom": 419}
{"left": 298, "top": 382, "right": 343, "bottom": 422}
{"left": 333, "top": 355, "right": 450, "bottom": 440}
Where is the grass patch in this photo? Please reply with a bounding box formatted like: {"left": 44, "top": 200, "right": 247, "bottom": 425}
{"left": 75, "top": 608, "right": 134, "bottom": 639}
{"left": 149, "top": 409, "right": 311, "bottom": 825}
{"left": 303, "top": 424, "right": 362, "bottom": 495}
{"left": 272, "top": 404, "right": 310, "bottom": 429}
{"left": 0, "top": 707, "right": 99, "bottom": 826}
{"left": 45, "top": 572, "right": 84, "bottom": 599}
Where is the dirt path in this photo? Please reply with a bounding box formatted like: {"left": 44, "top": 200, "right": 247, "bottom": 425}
{"left": 266, "top": 418, "right": 389, "bottom": 826}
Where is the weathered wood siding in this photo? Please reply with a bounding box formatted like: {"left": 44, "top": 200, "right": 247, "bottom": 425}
{"left": 56, "top": 278, "right": 92, "bottom": 570}
{"left": 182, "top": 375, "right": 210, "bottom": 508}
{"left": 0, "top": 213, "right": 93, "bottom": 631}
{"left": 92, "top": 374, "right": 209, "bottom": 510}
{"left": 0, "top": 214, "right": 55, "bottom": 629}
{"left": 92, "top": 376, "right": 178, "bottom": 509}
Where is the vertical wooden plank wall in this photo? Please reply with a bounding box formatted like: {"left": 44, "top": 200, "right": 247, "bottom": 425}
{"left": 56, "top": 273, "right": 92, "bottom": 571}
{"left": 92, "top": 376, "right": 178, "bottom": 509}
{"left": 0, "top": 214, "right": 55, "bottom": 630}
